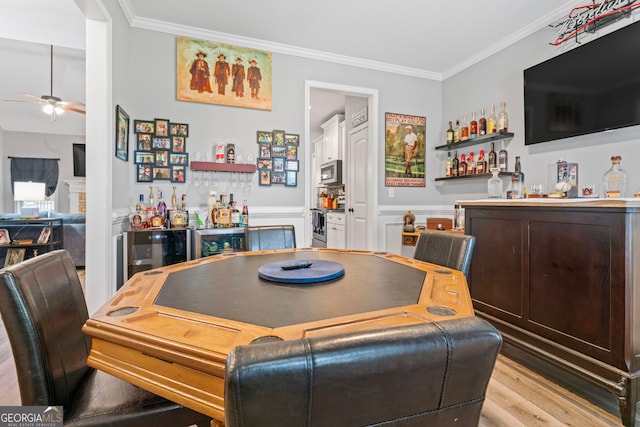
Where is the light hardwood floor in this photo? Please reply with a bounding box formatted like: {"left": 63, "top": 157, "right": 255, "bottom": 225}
{"left": 0, "top": 267, "right": 631, "bottom": 426}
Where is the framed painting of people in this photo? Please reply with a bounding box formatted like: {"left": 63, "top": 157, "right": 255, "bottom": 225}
{"left": 177, "top": 36, "right": 272, "bottom": 111}
{"left": 384, "top": 112, "right": 426, "bottom": 187}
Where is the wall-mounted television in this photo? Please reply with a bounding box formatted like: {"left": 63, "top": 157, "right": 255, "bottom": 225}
{"left": 524, "top": 20, "right": 640, "bottom": 145}
{"left": 72, "top": 143, "right": 86, "bottom": 177}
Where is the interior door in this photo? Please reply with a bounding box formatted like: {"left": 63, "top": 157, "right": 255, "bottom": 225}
{"left": 347, "top": 126, "right": 368, "bottom": 250}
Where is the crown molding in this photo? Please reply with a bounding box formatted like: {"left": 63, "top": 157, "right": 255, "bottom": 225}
{"left": 117, "top": 0, "right": 585, "bottom": 82}
{"left": 442, "top": 0, "right": 585, "bottom": 79}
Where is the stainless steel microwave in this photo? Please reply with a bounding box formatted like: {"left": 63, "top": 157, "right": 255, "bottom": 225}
{"left": 320, "top": 160, "right": 342, "bottom": 185}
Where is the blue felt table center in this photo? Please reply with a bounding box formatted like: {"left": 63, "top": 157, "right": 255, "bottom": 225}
{"left": 258, "top": 260, "right": 345, "bottom": 284}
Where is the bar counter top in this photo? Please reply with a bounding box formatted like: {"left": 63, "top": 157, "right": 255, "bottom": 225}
{"left": 459, "top": 198, "right": 640, "bottom": 208}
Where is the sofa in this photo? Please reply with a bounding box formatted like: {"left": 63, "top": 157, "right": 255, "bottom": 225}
{"left": 0, "top": 212, "right": 85, "bottom": 267}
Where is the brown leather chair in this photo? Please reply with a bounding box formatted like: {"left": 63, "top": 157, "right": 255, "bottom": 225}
{"left": 225, "top": 317, "right": 502, "bottom": 427}
{"left": 0, "top": 250, "right": 211, "bottom": 426}
{"left": 413, "top": 229, "right": 476, "bottom": 278}
{"left": 246, "top": 225, "right": 296, "bottom": 251}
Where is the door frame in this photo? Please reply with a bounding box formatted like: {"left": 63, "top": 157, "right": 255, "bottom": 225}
{"left": 304, "top": 80, "right": 379, "bottom": 250}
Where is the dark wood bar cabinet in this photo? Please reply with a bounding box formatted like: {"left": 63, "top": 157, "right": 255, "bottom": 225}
{"left": 462, "top": 199, "right": 640, "bottom": 427}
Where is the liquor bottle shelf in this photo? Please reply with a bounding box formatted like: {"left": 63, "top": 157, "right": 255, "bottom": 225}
{"left": 435, "top": 171, "right": 513, "bottom": 181}
{"left": 190, "top": 161, "right": 256, "bottom": 173}
{"left": 435, "top": 131, "right": 514, "bottom": 151}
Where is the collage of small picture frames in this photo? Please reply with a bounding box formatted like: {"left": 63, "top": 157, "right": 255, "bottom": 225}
{"left": 256, "top": 130, "right": 299, "bottom": 187}
{"left": 134, "top": 118, "right": 189, "bottom": 183}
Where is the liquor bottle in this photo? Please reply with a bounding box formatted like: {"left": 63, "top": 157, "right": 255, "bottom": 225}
{"left": 498, "top": 101, "right": 509, "bottom": 132}
{"left": 446, "top": 121, "right": 454, "bottom": 145}
{"left": 459, "top": 153, "right": 467, "bottom": 176}
{"left": 241, "top": 200, "right": 249, "bottom": 227}
{"left": 171, "top": 186, "right": 177, "bottom": 209}
{"left": 602, "top": 155, "right": 626, "bottom": 198}
{"left": 488, "top": 142, "right": 497, "bottom": 170}
{"left": 488, "top": 168, "right": 503, "bottom": 199}
{"left": 469, "top": 112, "right": 478, "bottom": 139}
{"left": 207, "top": 191, "right": 218, "bottom": 228}
{"left": 157, "top": 191, "right": 167, "bottom": 222}
{"left": 451, "top": 151, "right": 459, "bottom": 177}
{"left": 466, "top": 151, "right": 475, "bottom": 175}
{"left": 146, "top": 186, "right": 156, "bottom": 225}
{"left": 511, "top": 156, "right": 525, "bottom": 199}
{"left": 453, "top": 120, "right": 460, "bottom": 143}
{"left": 476, "top": 149, "right": 487, "bottom": 174}
{"left": 478, "top": 108, "right": 487, "bottom": 136}
{"left": 445, "top": 152, "right": 452, "bottom": 177}
{"left": 487, "top": 104, "right": 497, "bottom": 134}
{"left": 129, "top": 194, "right": 146, "bottom": 229}
{"left": 181, "top": 194, "right": 187, "bottom": 211}
{"left": 230, "top": 194, "right": 240, "bottom": 227}
{"left": 460, "top": 115, "right": 469, "bottom": 141}
{"left": 498, "top": 140, "right": 508, "bottom": 172}
{"left": 218, "top": 193, "right": 231, "bottom": 228}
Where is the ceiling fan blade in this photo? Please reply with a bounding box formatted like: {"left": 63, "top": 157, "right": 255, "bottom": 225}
{"left": 21, "top": 93, "right": 46, "bottom": 102}
{"left": 1, "top": 99, "right": 41, "bottom": 104}
{"left": 58, "top": 100, "right": 85, "bottom": 107}
{"left": 60, "top": 105, "right": 86, "bottom": 115}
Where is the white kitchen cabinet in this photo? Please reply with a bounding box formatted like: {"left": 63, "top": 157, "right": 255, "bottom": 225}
{"left": 326, "top": 212, "right": 346, "bottom": 249}
{"left": 320, "top": 114, "right": 345, "bottom": 164}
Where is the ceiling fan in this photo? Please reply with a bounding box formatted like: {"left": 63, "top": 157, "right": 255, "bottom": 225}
{"left": 2, "top": 45, "right": 85, "bottom": 123}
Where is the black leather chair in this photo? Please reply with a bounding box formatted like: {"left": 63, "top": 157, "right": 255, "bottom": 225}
{"left": 246, "top": 225, "right": 296, "bottom": 251}
{"left": 413, "top": 230, "right": 476, "bottom": 278}
{"left": 225, "top": 317, "right": 501, "bottom": 427}
{"left": 0, "top": 250, "right": 211, "bottom": 427}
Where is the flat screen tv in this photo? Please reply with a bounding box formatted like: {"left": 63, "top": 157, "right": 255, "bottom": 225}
{"left": 72, "top": 143, "right": 86, "bottom": 177}
{"left": 524, "top": 20, "right": 640, "bottom": 145}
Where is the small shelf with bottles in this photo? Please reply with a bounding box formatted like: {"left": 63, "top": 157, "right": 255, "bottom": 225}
{"left": 434, "top": 131, "right": 514, "bottom": 152}
{"left": 190, "top": 161, "right": 256, "bottom": 173}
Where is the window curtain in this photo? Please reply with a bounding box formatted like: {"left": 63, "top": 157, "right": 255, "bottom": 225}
{"left": 10, "top": 157, "right": 60, "bottom": 197}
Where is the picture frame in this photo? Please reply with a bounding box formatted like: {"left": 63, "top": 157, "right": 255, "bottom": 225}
{"left": 134, "top": 150, "right": 155, "bottom": 164}
{"left": 172, "top": 136, "right": 186, "bottom": 152}
{"left": 170, "top": 165, "right": 187, "bottom": 183}
{"left": 285, "top": 160, "right": 299, "bottom": 171}
{"left": 154, "top": 118, "right": 170, "bottom": 137}
{"left": 259, "top": 170, "right": 271, "bottom": 186}
{"left": 257, "top": 158, "right": 273, "bottom": 170}
{"left": 134, "top": 120, "right": 155, "bottom": 134}
{"left": 284, "top": 133, "right": 299, "bottom": 145}
{"left": 285, "top": 171, "right": 298, "bottom": 187}
{"left": 286, "top": 145, "right": 298, "bottom": 160}
{"left": 152, "top": 137, "right": 172, "bottom": 150}
{"left": 4, "top": 248, "right": 25, "bottom": 267}
{"left": 169, "top": 123, "right": 189, "bottom": 137}
{"left": 273, "top": 157, "right": 285, "bottom": 172}
{"left": 37, "top": 226, "right": 51, "bottom": 244}
{"left": 257, "top": 131, "right": 273, "bottom": 144}
{"left": 384, "top": 112, "right": 427, "bottom": 188}
{"left": 169, "top": 153, "right": 189, "bottom": 165}
{"left": 177, "top": 36, "right": 273, "bottom": 111}
{"left": 0, "top": 228, "right": 9, "bottom": 245}
{"left": 115, "top": 105, "right": 130, "bottom": 162}
{"left": 137, "top": 133, "right": 152, "bottom": 150}
{"left": 259, "top": 143, "right": 271, "bottom": 158}
{"left": 271, "top": 171, "right": 286, "bottom": 184}
{"left": 153, "top": 167, "right": 171, "bottom": 180}
{"left": 271, "top": 146, "right": 286, "bottom": 158}
{"left": 272, "top": 129, "right": 285, "bottom": 146}
{"left": 137, "top": 165, "right": 153, "bottom": 182}
{"left": 155, "top": 150, "right": 169, "bottom": 167}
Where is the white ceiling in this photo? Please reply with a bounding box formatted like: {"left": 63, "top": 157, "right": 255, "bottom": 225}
{"left": 0, "top": 0, "right": 583, "bottom": 135}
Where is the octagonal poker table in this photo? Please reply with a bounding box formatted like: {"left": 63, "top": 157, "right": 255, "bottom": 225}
{"left": 84, "top": 248, "right": 474, "bottom": 422}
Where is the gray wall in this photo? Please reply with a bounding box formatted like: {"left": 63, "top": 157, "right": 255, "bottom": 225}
{"left": 442, "top": 23, "right": 640, "bottom": 201}
{"left": 112, "top": 27, "right": 443, "bottom": 211}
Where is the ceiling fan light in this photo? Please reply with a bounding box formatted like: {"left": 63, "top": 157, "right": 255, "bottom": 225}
{"left": 55, "top": 106, "right": 64, "bottom": 115}
{"left": 42, "top": 104, "right": 54, "bottom": 114}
